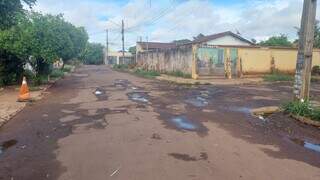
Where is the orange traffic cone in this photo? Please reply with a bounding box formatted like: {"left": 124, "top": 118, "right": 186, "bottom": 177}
{"left": 17, "top": 76, "right": 30, "bottom": 102}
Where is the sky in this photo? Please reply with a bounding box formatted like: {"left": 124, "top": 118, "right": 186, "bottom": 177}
{"left": 28, "top": 0, "right": 319, "bottom": 51}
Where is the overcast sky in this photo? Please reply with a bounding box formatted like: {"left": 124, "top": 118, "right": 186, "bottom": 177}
{"left": 30, "top": 0, "right": 318, "bottom": 51}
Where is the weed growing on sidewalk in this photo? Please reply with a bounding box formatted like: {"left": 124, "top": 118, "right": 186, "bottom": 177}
{"left": 263, "top": 73, "right": 293, "bottom": 82}
{"left": 134, "top": 69, "right": 160, "bottom": 78}
{"left": 282, "top": 100, "right": 320, "bottom": 121}
{"left": 165, "top": 71, "right": 192, "bottom": 79}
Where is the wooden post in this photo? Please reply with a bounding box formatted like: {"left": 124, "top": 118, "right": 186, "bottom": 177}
{"left": 294, "top": 0, "right": 317, "bottom": 100}
{"left": 192, "top": 44, "right": 199, "bottom": 79}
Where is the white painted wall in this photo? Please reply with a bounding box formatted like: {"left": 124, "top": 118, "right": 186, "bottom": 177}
{"left": 206, "top": 35, "right": 251, "bottom": 46}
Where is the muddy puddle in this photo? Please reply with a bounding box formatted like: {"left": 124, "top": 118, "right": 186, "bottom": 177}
{"left": 127, "top": 92, "right": 149, "bottom": 103}
{"left": 114, "top": 79, "right": 131, "bottom": 90}
{"left": 290, "top": 138, "right": 320, "bottom": 153}
{"left": 94, "top": 88, "right": 108, "bottom": 100}
{"left": 169, "top": 116, "right": 199, "bottom": 131}
{"left": 185, "top": 96, "right": 208, "bottom": 107}
{"left": 0, "top": 139, "right": 18, "bottom": 155}
{"left": 168, "top": 152, "right": 208, "bottom": 161}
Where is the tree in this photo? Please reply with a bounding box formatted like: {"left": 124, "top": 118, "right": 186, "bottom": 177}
{"left": 0, "top": 0, "right": 36, "bottom": 30}
{"left": 193, "top": 33, "right": 205, "bottom": 40}
{"left": 251, "top": 38, "right": 257, "bottom": 44}
{"left": 259, "top": 34, "right": 293, "bottom": 47}
{"left": 313, "top": 21, "right": 320, "bottom": 48}
{"left": 0, "top": 12, "right": 89, "bottom": 78}
{"left": 80, "top": 43, "right": 104, "bottom": 65}
{"left": 129, "top": 46, "right": 136, "bottom": 54}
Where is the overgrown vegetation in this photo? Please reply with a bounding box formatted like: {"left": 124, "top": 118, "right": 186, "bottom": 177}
{"left": 282, "top": 100, "right": 320, "bottom": 121}
{"left": 312, "top": 65, "right": 320, "bottom": 76}
{"left": 134, "top": 69, "right": 160, "bottom": 78}
{"left": 113, "top": 64, "right": 129, "bottom": 70}
{"left": 80, "top": 43, "right": 104, "bottom": 65}
{"left": 165, "top": 71, "right": 192, "bottom": 79}
{"left": 263, "top": 72, "right": 294, "bottom": 82}
{"left": 259, "top": 34, "right": 293, "bottom": 47}
{"left": 0, "top": 1, "right": 89, "bottom": 87}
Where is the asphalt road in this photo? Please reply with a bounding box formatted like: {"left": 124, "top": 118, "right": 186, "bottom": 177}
{"left": 0, "top": 65, "right": 320, "bottom": 180}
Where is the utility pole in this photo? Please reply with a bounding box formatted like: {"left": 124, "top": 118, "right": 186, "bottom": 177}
{"left": 121, "top": 19, "right": 125, "bottom": 65}
{"left": 146, "top": 36, "right": 149, "bottom": 52}
{"left": 294, "top": 0, "right": 317, "bottom": 100}
{"left": 106, "top": 29, "right": 108, "bottom": 65}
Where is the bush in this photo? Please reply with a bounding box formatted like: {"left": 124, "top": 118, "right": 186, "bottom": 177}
{"left": 166, "top": 71, "right": 192, "bottom": 79}
{"left": 263, "top": 73, "right": 294, "bottom": 82}
{"left": 62, "top": 65, "right": 72, "bottom": 73}
{"left": 50, "top": 69, "right": 64, "bottom": 79}
{"left": 282, "top": 100, "right": 320, "bottom": 121}
{"left": 0, "top": 50, "right": 24, "bottom": 86}
{"left": 23, "top": 69, "right": 36, "bottom": 82}
{"left": 113, "top": 64, "right": 128, "bottom": 70}
{"left": 134, "top": 69, "right": 160, "bottom": 78}
{"left": 312, "top": 65, "right": 320, "bottom": 76}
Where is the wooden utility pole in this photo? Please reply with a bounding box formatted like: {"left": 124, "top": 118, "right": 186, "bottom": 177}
{"left": 106, "top": 29, "right": 109, "bottom": 65}
{"left": 294, "top": 0, "right": 317, "bottom": 100}
{"left": 121, "top": 20, "right": 125, "bottom": 64}
{"left": 146, "top": 36, "right": 149, "bottom": 52}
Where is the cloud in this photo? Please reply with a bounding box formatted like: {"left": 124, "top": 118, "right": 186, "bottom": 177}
{"left": 30, "top": 0, "right": 317, "bottom": 50}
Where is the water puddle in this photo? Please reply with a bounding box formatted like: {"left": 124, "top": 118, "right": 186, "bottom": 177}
{"left": 290, "top": 138, "right": 320, "bottom": 153}
{"left": 114, "top": 79, "right": 130, "bottom": 90}
{"left": 127, "top": 92, "right": 149, "bottom": 103}
{"left": 0, "top": 139, "right": 18, "bottom": 155}
{"left": 185, "top": 96, "right": 208, "bottom": 107}
{"left": 94, "top": 88, "right": 108, "bottom": 100}
{"left": 170, "top": 116, "right": 198, "bottom": 131}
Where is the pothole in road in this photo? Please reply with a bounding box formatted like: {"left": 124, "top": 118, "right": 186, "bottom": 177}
{"left": 0, "top": 139, "right": 18, "bottom": 155}
{"left": 114, "top": 79, "right": 131, "bottom": 90}
{"left": 185, "top": 96, "right": 208, "bottom": 107}
{"left": 289, "top": 138, "right": 320, "bottom": 153}
{"left": 94, "top": 88, "right": 108, "bottom": 101}
{"left": 168, "top": 152, "right": 208, "bottom": 161}
{"left": 127, "top": 92, "right": 149, "bottom": 103}
{"left": 169, "top": 116, "right": 199, "bottom": 131}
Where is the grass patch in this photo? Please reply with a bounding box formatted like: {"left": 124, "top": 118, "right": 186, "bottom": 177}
{"left": 113, "top": 64, "right": 129, "bottom": 70}
{"left": 165, "top": 71, "right": 192, "bottom": 79}
{"left": 282, "top": 100, "right": 320, "bottom": 121}
{"left": 134, "top": 69, "right": 160, "bottom": 78}
{"left": 263, "top": 73, "right": 294, "bottom": 82}
{"left": 50, "top": 69, "right": 65, "bottom": 79}
{"left": 62, "top": 65, "right": 73, "bottom": 73}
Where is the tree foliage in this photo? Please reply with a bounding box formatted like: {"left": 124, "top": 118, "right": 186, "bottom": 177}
{"left": 259, "top": 34, "right": 293, "bottom": 47}
{"left": 0, "top": 0, "right": 36, "bottom": 30}
{"left": 81, "top": 43, "right": 104, "bottom": 65}
{"left": 0, "top": 10, "right": 88, "bottom": 85}
{"left": 128, "top": 46, "right": 136, "bottom": 54}
{"left": 313, "top": 21, "right": 320, "bottom": 48}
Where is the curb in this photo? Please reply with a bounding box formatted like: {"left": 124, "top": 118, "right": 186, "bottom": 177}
{"left": 291, "top": 114, "right": 320, "bottom": 128}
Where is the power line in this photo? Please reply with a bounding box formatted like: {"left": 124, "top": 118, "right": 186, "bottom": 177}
{"left": 125, "top": 0, "right": 177, "bottom": 32}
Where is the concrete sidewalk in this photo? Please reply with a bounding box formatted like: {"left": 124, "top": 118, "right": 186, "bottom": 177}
{"left": 156, "top": 74, "right": 263, "bottom": 85}
{"left": 0, "top": 85, "right": 50, "bottom": 127}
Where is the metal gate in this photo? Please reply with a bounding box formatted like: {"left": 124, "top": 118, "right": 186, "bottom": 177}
{"left": 197, "top": 47, "right": 224, "bottom": 76}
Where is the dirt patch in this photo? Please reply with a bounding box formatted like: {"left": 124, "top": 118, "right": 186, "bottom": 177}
{"left": 151, "top": 133, "right": 162, "bottom": 140}
{"left": 168, "top": 152, "right": 208, "bottom": 161}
